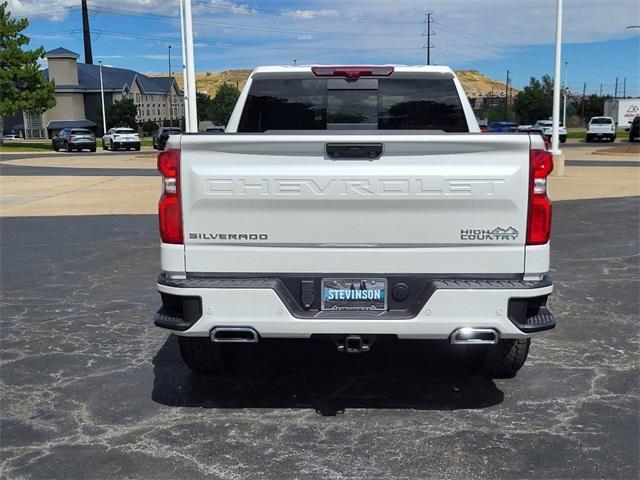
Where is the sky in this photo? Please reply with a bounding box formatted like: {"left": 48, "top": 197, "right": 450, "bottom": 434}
{"left": 9, "top": 0, "right": 640, "bottom": 96}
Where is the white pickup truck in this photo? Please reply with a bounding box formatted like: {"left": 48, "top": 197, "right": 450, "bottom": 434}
{"left": 155, "top": 65, "right": 555, "bottom": 377}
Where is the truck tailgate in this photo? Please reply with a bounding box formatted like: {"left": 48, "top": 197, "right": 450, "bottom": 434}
{"left": 179, "top": 133, "right": 531, "bottom": 274}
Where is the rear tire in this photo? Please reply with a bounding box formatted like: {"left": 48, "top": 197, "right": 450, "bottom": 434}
{"left": 178, "top": 336, "right": 232, "bottom": 372}
{"left": 467, "top": 338, "right": 530, "bottom": 378}
{"left": 65, "top": 142, "right": 71, "bottom": 152}
{"left": 585, "top": 134, "right": 592, "bottom": 143}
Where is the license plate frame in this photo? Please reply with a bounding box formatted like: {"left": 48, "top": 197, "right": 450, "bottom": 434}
{"left": 321, "top": 278, "right": 387, "bottom": 311}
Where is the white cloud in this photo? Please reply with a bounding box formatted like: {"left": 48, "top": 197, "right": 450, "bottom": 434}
{"left": 283, "top": 9, "right": 339, "bottom": 20}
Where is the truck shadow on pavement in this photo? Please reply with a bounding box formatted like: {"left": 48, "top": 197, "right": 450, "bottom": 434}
{"left": 151, "top": 336, "right": 504, "bottom": 415}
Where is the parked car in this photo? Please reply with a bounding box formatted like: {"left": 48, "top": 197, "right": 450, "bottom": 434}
{"left": 155, "top": 65, "right": 556, "bottom": 378}
{"left": 586, "top": 117, "right": 616, "bottom": 143}
{"left": 102, "top": 127, "right": 140, "bottom": 151}
{"left": 204, "top": 125, "right": 225, "bottom": 134}
{"left": 488, "top": 121, "right": 519, "bottom": 132}
{"left": 479, "top": 125, "right": 490, "bottom": 133}
{"left": 52, "top": 128, "right": 96, "bottom": 152}
{"left": 518, "top": 125, "right": 551, "bottom": 149}
{"left": 627, "top": 116, "right": 639, "bottom": 143}
{"left": 3, "top": 134, "right": 21, "bottom": 141}
{"left": 153, "top": 127, "right": 181, "bottom": 150}
{"left": 533, "top": 120, "right": 567, "bottom": 143}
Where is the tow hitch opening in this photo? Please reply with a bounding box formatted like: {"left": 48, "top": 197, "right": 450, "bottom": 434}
{"left": 334, "top": 335, "right": 373, "bottom": 353}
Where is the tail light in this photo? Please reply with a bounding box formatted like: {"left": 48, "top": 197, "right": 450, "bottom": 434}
{"left": 157, "top": 148, "right": 182, "bottom": 244}
{"left": 311, "top": 66, "right": 394, "bottom": 79}
{"left": 527, "top": 149, "right": 553, "bottom": 245}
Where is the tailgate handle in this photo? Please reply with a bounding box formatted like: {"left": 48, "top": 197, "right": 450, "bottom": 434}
{"left": 326, "top": 143, "right": 383, "bottom": 160}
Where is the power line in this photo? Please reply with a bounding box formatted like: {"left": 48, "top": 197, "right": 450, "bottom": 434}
{"left": 77, "top": 1, "right": 418, "bottom": 25}
{"left": 72, "top": 28, "right": 425, "bottom": 53}
{"left": 77, "top": 4, "right": 419, "bottom": 38}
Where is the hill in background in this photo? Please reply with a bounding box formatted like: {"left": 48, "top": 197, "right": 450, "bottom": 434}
{"left": 151, "top": 69, "right": 513, "bottom": 98}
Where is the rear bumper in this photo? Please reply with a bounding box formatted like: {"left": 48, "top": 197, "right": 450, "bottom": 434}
{"left": 113, "top": 141, "right": 140, "bottom": 149}
{"left": 70, "top": 141, "right": 96, "bottom": 148}
{"left": 155, "top": 274, "right": 555, "bottom": 339}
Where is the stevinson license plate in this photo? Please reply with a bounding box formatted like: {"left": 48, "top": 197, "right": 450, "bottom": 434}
{"left": 321, "top": 278, "right": 387, "bottom": 311}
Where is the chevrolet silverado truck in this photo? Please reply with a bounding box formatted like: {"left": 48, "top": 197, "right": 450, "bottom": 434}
{"left": 154, "top": 65, "right": 555, "bottom": 377}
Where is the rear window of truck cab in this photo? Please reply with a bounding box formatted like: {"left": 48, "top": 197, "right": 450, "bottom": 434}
{"left": 238, "top": 77, "right": 468, "bottom": 133}
{"left": 590, "top": 118, "right": 613, "bottom": 124}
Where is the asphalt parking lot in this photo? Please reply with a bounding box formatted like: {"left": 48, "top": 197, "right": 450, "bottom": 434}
{"left": 0, "top": 149, "right": 639, "bottom": 479}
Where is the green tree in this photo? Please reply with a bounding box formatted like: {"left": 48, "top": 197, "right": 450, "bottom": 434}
{"left": 477, "top": 104, "right": 513, "bottom": 123}
{"left": 0, "top": 2, "right": 56, "bottom": 144}
{"left": 207, "top": 83, "right": 239, "bottom": 125}
{"left": 99, "top": 98, "right": 138, "bottom": 129}
{"left": 583, "top": 94, "right": 612, "bottom": 124}
{"left": 196, "top": 92, "right": 211, "bottom": 122}
{"left": 513, "top": 75, "right": 554, "bottom": 125}
{"left": 140, "top": 119, "right": 159, "bottom": 136}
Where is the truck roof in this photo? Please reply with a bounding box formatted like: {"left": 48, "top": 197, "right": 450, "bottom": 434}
{"left": 251, "top": 65, "right": 455, "bottom": 76}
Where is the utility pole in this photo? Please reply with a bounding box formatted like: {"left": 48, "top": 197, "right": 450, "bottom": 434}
{"left": 623, "top": 77, "right": 626, "bottom": 98}
{"left": 600, "top": 83, "right": 603, "bottom": 96}
{"left": 423, "top": 13, "right": 434, "bottom": 65}
{"left": 614, "top": 77, "right": 618, "bottom": 98}
{"left": 81, "top": 0, "right": 93, "bottom": 64}
{"left": 504, "top": 70, "right": 510, "bottom": 120}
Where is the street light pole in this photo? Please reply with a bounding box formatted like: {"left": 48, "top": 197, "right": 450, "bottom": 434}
{"left": 183, "top": 0, "right": 198, "bottom": 132}
{"left": 168, "top": 45, "right": 173, "bottom": 127}
{"left": 562, "top": 61, "right": 569, "bottom": 127}
{"left": 179, "top": 0, "right": 190, "bottom": 131}
{"left": 551, "top": 0, "right": 565, "bottom": 175}
{"left": 99, "top": 61, "right": 107, "bottom": 135}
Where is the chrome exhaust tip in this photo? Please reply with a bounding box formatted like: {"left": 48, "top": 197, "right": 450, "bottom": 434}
{"left": 450, "top": 328, "right": 499, "bottom": 345}
{"left": 210, "top": 327, "right": 259, "bottom": 343}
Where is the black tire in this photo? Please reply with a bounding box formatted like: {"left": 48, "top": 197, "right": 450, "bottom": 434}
{"left": 102, "top": 141, "right": 106, "bottom": 150}
{"left": 585, "top": 135, "right": 592, "bottom": 143}
{"left": 65, "top": 142, "right": 71, "bottom": 153}
{"left": 610, "top": 136, "right": 616, "bottom": 143}
{"left": 178, "top": 336, "right": 231, "bottom": 372}
{"left": 90, "top": 147, "right": 96, "bottom": 152}
{"left": 52, "top": 142, "right": 58, "bottom": 152}
{"left": 467, "top": 338, "right": 530, "bottom": 378}
{"left": 135, "top": 146, "right": 141, "bottom": 151}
